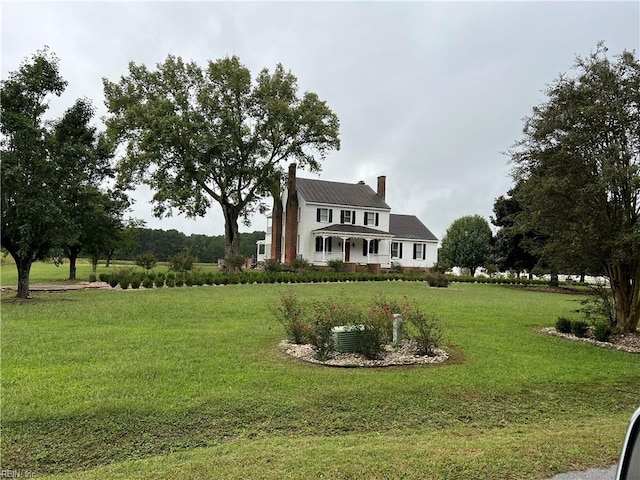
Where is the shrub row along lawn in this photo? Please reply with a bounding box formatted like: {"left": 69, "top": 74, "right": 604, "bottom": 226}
{"left": 2, "top": 282, "right": 639, "bottom": 479}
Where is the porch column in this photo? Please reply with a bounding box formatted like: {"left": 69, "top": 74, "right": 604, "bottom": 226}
{"left": 341, "top": 236, "right": 349, "bottom": 262}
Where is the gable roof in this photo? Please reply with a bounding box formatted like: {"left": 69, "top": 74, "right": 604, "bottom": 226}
{"left": 296, "top": 177, "right": 390, "bottom": 210}
{"left": 389, "top": 214, "right": 438, "bottom": 241}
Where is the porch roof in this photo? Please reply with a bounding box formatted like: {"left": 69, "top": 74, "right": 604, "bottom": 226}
{"left": 312, "top": 224, "right": 393, "bottom": 238}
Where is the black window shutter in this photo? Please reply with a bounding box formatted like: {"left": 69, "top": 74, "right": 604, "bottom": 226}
{"left": 316, "top": 208, "right": 321, "bottom": 222}
{"left": 329, "top": 210, "right": 333, "bottom": 222}
{"left": 315, "top": 237, "right": 322, "bottom": 252}
{"left": 374, "top": 239, "right": 379, "bottom": 254}
{"left": 399, "top": 243, "right": 403, "bottom": 259}
{"left": 352, "top": 211, "right": 356, "bottom": 224}
{"left": 375, "top": 213, "right": 379, "bottom": 226}
{"left": 364, "top": 214, "right": 368, "bottom": 226}
{"left": 340, "top": 210, "right": 344, "bottom": 223}
{"left": 423, "top": 244, "right": 426, "bottom": 260}
{"left": 413, "top": 244, "right": 417, "bottom": 260}
{"left": 363, "top": 240, "right": 368, "bottom": 256}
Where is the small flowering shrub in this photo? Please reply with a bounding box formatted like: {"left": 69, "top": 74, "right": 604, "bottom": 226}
{"left": 273, "top": 291, "right": 444, "bottom": 361}
{"left": 273, "top": 289, "right": 310, "bottom": 345}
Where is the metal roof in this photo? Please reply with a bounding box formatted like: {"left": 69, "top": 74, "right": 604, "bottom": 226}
{"left": 313, "top": 224, "right": 393, "bottom": 237}
{"left": 296, "top": 177, "right": 390, "bottom": 210}
{"left": 389, "top": 214, "right": 439, "bottom": 241}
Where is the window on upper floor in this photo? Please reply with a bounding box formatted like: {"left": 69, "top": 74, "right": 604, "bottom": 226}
{"left": 316, "top": 208, "right": 333, "bottom": 223}
{"left": 340, "top": 210, "right": 356, "bottom": 224}
{"left": 364, "top": 212, "right": 379, "bottom": 227}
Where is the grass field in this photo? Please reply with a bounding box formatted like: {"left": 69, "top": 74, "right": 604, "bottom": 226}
{"left": 1, "top": 264, "right": 639, "bottom": 479}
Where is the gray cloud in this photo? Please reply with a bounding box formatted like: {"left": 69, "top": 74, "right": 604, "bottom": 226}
{"left": 3, "top": 1, "right": 639, "bottom": 241}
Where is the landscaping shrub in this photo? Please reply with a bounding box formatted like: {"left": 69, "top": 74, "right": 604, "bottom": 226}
{"left": 555, "top": 316, "right": 572, "bottom": 334}
{"left": 154, "top": 273, "right": 166, "bottom": 288}
{"left": 406, "top": 308, "right": 444, "bottom": 356}
{"left": 425, "top": 273, "right": 449, "bottom": 288}
{"left": 98, "top": 273, "right": 110, "bottom": 283}
{"left": 263, "top": 258, "right": 281, "bottom": 273}
{"left": 593, "top": 320, "right": 613, "bottom": 342}
{"left": 273, "top": 292, "right": 444, "bottom": 361}
{"left": 291, "top": 257, "right": 311, "bottom": 272}
{"left": 327, "top": 259, "right": 346, "bottom": 273}
{"left": 570, "top": 319, "right": 589, "bottom": 338}
{"left": 142, "top": 276, "right": 155, "bottom": 289}
{"left": 168, "top": 253, "right": 195, "bottom": 274}
{"left": 165, "top": 272, "right": 176, "bottom": 288}
{"left": 309, "top": 298, "right": 342, "bottom": 360}
{"left": 134, "top": 252, "right": 158, "bottom": 273}
{"left": 226, "top": 255, "right": 246, "bottom": 272}
{"left": 273, "top": 289, "right": 309, "bottom": 344}
{"left": 577, "top": 283, "right": 616, "bottom": 326}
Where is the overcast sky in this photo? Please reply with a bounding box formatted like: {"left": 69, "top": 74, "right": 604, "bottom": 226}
{"left": 2, "top": 1, "right": 639, "bottom": 242}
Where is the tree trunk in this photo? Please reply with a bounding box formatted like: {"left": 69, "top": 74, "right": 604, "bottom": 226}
{"left": 68, "top": 245, "right": 81, "bottom": 280}
{"left": 15, "top": 256, "right": 33, "bottom": 299}
{"left": 608, "top": 260, "right": 640, "bottom": 333}
{"left": 221, "top": 203, "right": 241, "bottom": 258}
{"left": 105, "top": 251, "right": 113, "bottom": 267}
{"left": 470, "top": 266, "right": 477, "bottom": 277}
{"left": 91, "top": 254, "right": 99, "bottom": 272}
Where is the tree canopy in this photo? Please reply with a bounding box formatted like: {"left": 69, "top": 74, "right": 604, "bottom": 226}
{"left": 439, "top": 215, "right": 493, "bottom": 276}
{"left": 103, "top": 55, "right": 340, "bottom": 258}
{"left": 491, "top": 183, "right": 540, "bottom": 277}
{"left": 1, "top": 49, "right": 121, "bottom": 297}
{"left": 510, "top": 43, "right": 640, "bottom": 332}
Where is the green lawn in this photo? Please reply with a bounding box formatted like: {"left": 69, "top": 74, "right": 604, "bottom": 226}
{"left": 1, "top": 280, "right": 638, "bottom": 479}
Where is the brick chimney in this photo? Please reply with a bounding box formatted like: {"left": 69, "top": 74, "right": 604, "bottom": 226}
{"left": 377, "top": 175, "right": 386, "bottom": 201}
{"left": 284, "top": 163, "right": 298, "bottom": 264}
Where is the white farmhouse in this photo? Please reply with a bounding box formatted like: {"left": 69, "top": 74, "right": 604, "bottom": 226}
{"left": 257, "top": 164, "right": 438, "bottom": 270}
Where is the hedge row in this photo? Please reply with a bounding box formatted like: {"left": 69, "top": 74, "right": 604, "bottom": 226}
{"left": 95, "top": 269, "right": 573, "bottom": 289}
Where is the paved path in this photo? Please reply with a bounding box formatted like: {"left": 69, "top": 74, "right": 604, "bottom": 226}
{"left": 549, "top": 465, "right": 617, "bottom": 480}
{"left": 1, "top": 282, "right": 111, "bottom": 293}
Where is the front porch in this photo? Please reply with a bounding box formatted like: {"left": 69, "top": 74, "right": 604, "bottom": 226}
{"left": 311, "top": 225, "right": 393, "bottom": 267}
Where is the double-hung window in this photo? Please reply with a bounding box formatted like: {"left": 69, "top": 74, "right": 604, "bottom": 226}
{"left": 316, "top": 208, "right": 332, "bottom": 223}
{"left": 363, "top": 239, "right": 379, "bottom": 255}
{"left": 340, "top": 210, "right": 356, "bottom": 224}
{"left": 315, "top": 237, "right": 332, "bottom": 252}
{"left": 364, "top": 212, "right": 379, "bottom": 226}
{"left": 391, "top": 242, "right": 402, "bottom": 259}
{"left": 413, "top": 243, "right": 426, "bottom": 260}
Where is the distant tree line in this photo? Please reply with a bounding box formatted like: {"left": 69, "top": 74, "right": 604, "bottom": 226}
{"left": 114, "top": 229, "right": 266, "bottom": 263}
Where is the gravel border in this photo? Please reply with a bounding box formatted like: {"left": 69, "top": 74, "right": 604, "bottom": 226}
{"left": 278, "top": 340, "right": 449, "bottom": 367}
{"left": 541, "top": 327, "right": 640, "bottom": 353}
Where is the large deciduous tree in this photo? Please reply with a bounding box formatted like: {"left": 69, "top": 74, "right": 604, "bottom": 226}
{"left": 1, "top": 49, "right": 120, "bottom": 297}
{"left": 103, "top": 55, "right": 340, "bottom": 258}
{"left": 491, "top": 183, "right": 540, "bottom": 278}
{"left": 439, "top": 215, "right": 493, "bottom": 276}
{"left": 510, "top": 43, "right": 640, "bottom": 332}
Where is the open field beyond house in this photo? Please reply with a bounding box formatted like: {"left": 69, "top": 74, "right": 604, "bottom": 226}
{"left": 1, "top": 266, "right": 639, "bottom": 479}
